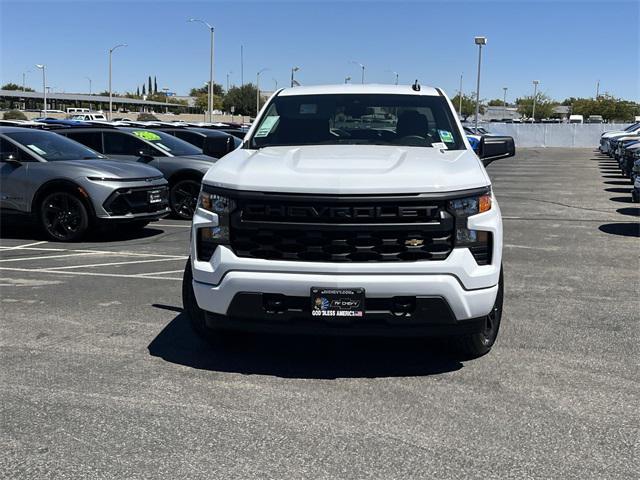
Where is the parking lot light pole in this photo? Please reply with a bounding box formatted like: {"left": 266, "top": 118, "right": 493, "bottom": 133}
{"left": 35, "top": 64, "right": 46, "bottom": 115}
{"left": 163, "top": 87, "right": 169, "bottom": 113}
{"left": 108, "top": 43, "right": 127, "bottom": 121}
{"left": 85, "top": 76, "right": 92, "bottom": 95}
{"left": 503, "top": 86, "right": 508, "bottom": 119}
{"left": 344, "top": 76, "right": 351, "bottom": 84}
{"left": 291, "top": 66, "right": 300, "bottom": 87}
{"left": 473, "top": 36, "right": 487, "bottom": 130}
{"left": 189, "top": 19, "right": 215, "bottom": 122}
{"left": 256, "top": 68, "right": 268, "bottom": 117}
{"left": 226, "top": 71, "right": 232, "bottom": 92}
{"left": 458, "top": 73, "right": 463, "bottom": 117}
{"left": 532, "top": 80, "right": 539, "bottom": 122}
{"left": 350, "top": 61, "right": 365, "bottom": 84}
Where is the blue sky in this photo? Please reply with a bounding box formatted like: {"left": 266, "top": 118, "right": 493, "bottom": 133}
{"left": 1, "top": 0, "right": 638, "bottom": 102}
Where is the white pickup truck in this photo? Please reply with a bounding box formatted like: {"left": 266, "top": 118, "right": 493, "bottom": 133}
{"left": 183, "top": 83, "right": 514, "bottom": 358}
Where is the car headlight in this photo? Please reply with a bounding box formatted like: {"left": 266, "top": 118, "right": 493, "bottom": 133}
{"left": 447, "top": 193, "right": 493, "bottom": 265}
{"left": 196, "top": 191, "right": 235, "bottom": 247}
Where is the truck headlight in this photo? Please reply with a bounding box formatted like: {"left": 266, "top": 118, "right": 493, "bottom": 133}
{"left": 448, "top": 193, "right": 493, "bottom": 265}
{"left": 196, "top": 192, "right": 236, "bottom": 260}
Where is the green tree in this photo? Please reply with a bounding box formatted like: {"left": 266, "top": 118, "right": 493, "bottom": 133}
{"left": 194, "top": 93, "right": 223, "bottom": 112}
{"left": 567, "top": 95, "right": 640, "bottom": 122}
{"left": 222, "top": 83, "right": 259, "bottom": 116}
{"left": 449, "top": 93, "right": 485, "bottom": 121}
{"left": 516, "top": 93, "right": 557, "bottom": 120}
{"left": 487, "top": 99, "right": 506, "bottom": 107}
{"left": 136, "top": 86, "right": 140, "bottom": 97}
{"left": 2, "top": 82, "right": 34, "bottom": 92}
{"left": 142, "top": 84, "right": 146, "bottom": 96}
{"left": 190, "top": 83, "right": 223, "bottom": 97}
{"left": 148, "top": 76, "right": 152, "bottom": 95}
{"left": 3, "top": 109, "right": 28, "bottom": 120}
{"left": 153, "top": 76, "right": 157, "bottom": 94}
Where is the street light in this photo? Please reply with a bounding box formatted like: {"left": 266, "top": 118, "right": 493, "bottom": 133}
{"left": 532, "top": 80, "right": 539, "bottom": 122}
{"left": 85, "top": 76, "right": 92, "bottom": 95}
{"left": 226, "top": 71, "right": 233, "bottom": 92}
{"left": 344, "top": 76, "right": 351, "bottom": 84}
{"left": 502, "top": 86, "right": 508, "bottom": 120}
{"left": 350, "top": 61, "right": 365, "bottom": 84}
{"left": 273, "top": 78, "right": 278, "bottom": 91}
{"left": 22, "top": 70, "right": 31, "bottom": 93}
{"left": 291, "top": 66, "right": 300, "bottom": 87}
{"left": 35, "top": 64, "right": 46, "bottom": 115}
{"left": 458, "top": 73, "right": 463, "bottom": 117}
{"left": 256, "top": 68, "right": 269, "bottom": 117}
{"left": 163, "top": 87, "right": 170, "bottom": 113}
{"left": 473, "top": 36, "right": 487, "bottom": 130}
{"left": 388, "top": 70, "right": 399, "bottom": 85}
{"left": 189, "top": 18, "right": 215, "bottom": 122}
{"left": 108, "top": 43, "right": 127, "bottom": 120}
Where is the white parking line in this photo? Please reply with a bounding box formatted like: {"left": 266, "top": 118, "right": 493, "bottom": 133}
{"left": 0, "top": 252, "right": 103, "bottom": 263}
{"left": 1, "top": 241, "right": 49, "bottom": 250}
{"left": 137, "top": 269, "right": 184, "bottom": 276}
{"left": 154, "top": 224, "right": 191, "bottom": 228}
{"left": 0, "top": 266, "right": 181, "bottom": 281}
{"left": 46, "top": 257, "right": 187, "bottom": 270}
{"left": 0, "top": 246, "right": 186, "bottom": 258}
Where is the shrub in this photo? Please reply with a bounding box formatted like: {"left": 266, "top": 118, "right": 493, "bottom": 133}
{"left": 136, "top": 112, "right": 159, "bottom": 121}
{"left": 3, "top": 109, "right": 28, "bottom": 120}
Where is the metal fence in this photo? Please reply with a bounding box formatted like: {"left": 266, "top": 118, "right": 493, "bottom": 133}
{"left": 485, "top": 123, "right": 629, "bottom": 148}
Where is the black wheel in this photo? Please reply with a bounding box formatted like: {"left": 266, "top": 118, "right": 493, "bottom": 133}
{"left": 170, "top": 179, "right": 200, "bottom": 220}
{"left": 39, "top": 191, "right": 90, "bottom": 241}
{"left": 453, "top": 267, "right": 504, "bottom": 359}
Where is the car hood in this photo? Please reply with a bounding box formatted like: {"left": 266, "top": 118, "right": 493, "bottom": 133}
{"left": 57, "top": 159, "right": 163, "bottom": 179}
{"left": 203, "top": 145, "right": 490, "bottom": 194}
{"left": 605, "top": 131, "right": 639, "bottom": 139}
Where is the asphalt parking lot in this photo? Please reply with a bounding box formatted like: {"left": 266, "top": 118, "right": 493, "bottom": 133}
{"left": 1, "top": 148, "right": 638, "bottom": 479}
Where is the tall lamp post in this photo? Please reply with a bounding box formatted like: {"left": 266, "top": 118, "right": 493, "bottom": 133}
{"left": 163, "top": 87, "right": 170, "bottom": 113}
{"left": 256, "top": 68, "right": 269, "bottom": 117}
{"left": 344, "top": 76, "right": 351, "bottom": 84}
{"left": 502, "top": 86, "right": 508, "bottom": 120}
{"left": 350, "top": 61, "right": 365, "bottom": 84}
{"left": 189, "top": 18, "right": 215, "bottom": 122}
{"left": 473, "top": 36, "right": 487, "bottom": 130}
{"left": 458, "top": 73, "right": 463, "bottom": 117}
{"left": 226, "top": 71, "right": 232, "bottom": 92}
{"left": 108, "top": 43, "right": 127, "bottom": 120}
{"left": 35, "top": 64, "right": 46, "bottom": 115}
{"left": 85, "top": 76, "right": 92, "bottom": 95}
{"left": 290, "top": 66, "right": 300, "bottom": 87}
{"left": 22, "top": 70, "right": 31, "bottom": 92}
{"left": 531, "top": 80, "right": 539, "bottom": 122}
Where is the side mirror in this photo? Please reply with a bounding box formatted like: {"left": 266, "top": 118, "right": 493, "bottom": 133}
{"left": 0, "top": 155, "right": 22, "bottom": 166}
{"left": 479, "top": 136, "right": 516, "bottom": 166}
{"left": 202, "top": 135, "right": 235, "bottom": 159}
{"left": 137, "top": 150, "right": 156, "bottom": 161}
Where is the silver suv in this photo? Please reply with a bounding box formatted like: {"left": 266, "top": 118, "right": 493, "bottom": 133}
{"left": 0, "top": 127, "right": 169, "bottom": 241}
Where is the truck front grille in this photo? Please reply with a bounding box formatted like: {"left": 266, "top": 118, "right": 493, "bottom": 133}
{"left": 229, "top": 192, "right": 455, "bottom": 263}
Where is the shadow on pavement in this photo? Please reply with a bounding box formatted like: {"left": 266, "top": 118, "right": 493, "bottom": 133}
{"left": 147, "top": 307, "right": 464, "bottom": 379}
{"left": 609, "top": 196, "right": 633, "bottom": 203}
{"left": 605, "top": 187, "right": 632, "bottom": 193}
{"left": 0, "top": 216, "right": 165, "bottom": 242}
{"left": 604, "top": 180, "right": 630, "bottom": 186}
{"left": 616, "top": 207, "right": 640, "bottom": 217}
{"left": 599, "top": 223, "right": 639, "bottom": 238}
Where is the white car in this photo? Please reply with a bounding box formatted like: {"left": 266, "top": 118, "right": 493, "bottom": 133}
{"left": 69, "top": 113, "right": 107, "bottom": 121}
{"left": 183, "top": 84, "right": 514, "bottom": 358}
{"left": 600, "top": 122, "right": 640, "bottom": 154}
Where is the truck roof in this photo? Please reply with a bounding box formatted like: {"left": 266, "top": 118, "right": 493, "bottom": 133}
{"left": 277, "top": 83, "right": 441, "bottom": 97}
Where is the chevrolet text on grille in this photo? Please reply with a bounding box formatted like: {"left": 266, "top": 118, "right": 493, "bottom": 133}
{"left": 243, "top": 204, "right": 439, "bottom": 219}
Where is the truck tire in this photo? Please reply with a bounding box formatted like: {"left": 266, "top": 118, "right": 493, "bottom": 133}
{"left": 182, "top": 259, "right": 210, "bottom": 338}
{"left": 452, "top": 267, "right": 504, "bottom": 359}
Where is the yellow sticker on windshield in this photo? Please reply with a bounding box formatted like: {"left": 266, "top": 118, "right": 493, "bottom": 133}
{"left": 132, "top": 130, "right": 161, "bottom": 141}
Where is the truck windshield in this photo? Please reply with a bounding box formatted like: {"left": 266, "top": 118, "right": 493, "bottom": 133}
{"left": 249, "top": 93, "right": 464, "bottom": 150}
{"left": 5, "top": 130, "right": 104, "bottom": 161}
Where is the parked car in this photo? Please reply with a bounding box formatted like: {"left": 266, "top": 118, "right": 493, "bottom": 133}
{"left": 619, "top": 141, "right": 640, "bottom": 179}
{"left": 183, "top": 83, "right": 514, "bottom": 359}
{"left": 587, "top": 115, "right": 603, "bottom": 124}
{"left": 599, "top": 122, "right": 640, "bottom": 154}
{"left": 0, "top": 127, "right": 169, "bottom": 241}
{"left": 569, "top": 115, "right": 584, "bottom": 124}
{"left": 145, "top": 125, "right": 241, "bottom": 153}
{"left": 632, "top": 160, "right": 640, "bottom": 202}
{"left": 51, "top": 125, "right": 218, "bottom": 219}
{"left": 69, "top": 113, "right": 108, "bottom": 121}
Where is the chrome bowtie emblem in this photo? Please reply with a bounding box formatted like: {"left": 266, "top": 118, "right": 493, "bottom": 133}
{"left": 405, "top": 238, "right": 424, "bottom": 247}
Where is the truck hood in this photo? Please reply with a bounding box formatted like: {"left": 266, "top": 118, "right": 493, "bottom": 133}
{"left": 57, "top": 159, "right": 163, "bottom": 179}
{"left": 203, "top": 145, "right": 489, "bottom": 194}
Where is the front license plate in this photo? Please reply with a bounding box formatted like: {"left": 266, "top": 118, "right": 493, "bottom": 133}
{"left": 311, "top": 288, "right": 364, "bottom": 318}
{"left": 148, "top": 190, "right": 162, "bottom": 204}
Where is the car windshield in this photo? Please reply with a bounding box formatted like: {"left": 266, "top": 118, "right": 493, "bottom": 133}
{"left": 5, "top": 130, "right": 103, "bottom": 161}
{"left": 129, "top": 129, "right": 202, "bottom": 156}
{"left": 249, "top": 93, "right": 464, "bottom": 149}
